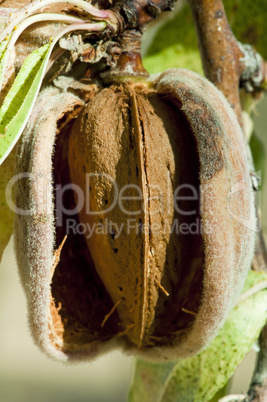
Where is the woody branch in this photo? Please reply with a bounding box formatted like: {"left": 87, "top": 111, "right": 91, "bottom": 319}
{"left": 188, "top": 0, "right": 267, "bottom": 127}
{"left": 188, "top": 1, "right": 267, "bottom": 401}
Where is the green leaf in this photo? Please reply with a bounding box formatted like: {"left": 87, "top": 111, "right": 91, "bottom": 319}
{"left": 0, "top": 43, "right": 51, "bottom": 164}
{"left": 129, "top": 271, "right": 267, "bottom": 402}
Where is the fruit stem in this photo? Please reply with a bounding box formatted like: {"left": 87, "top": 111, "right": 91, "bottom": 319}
{"left": 103, "top": 29, "right": 149, "bottom": 81}
{"left": 103, "top": 0, "right": 177, "bottom": 80}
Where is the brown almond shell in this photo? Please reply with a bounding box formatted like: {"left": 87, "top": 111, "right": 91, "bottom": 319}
{"left": 14, "top": 68, "right": 256, "bottom": 362}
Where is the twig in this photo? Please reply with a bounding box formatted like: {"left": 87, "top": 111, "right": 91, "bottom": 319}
{"left": 188, "top": 1, "right": 267, "bottom": 401}
{"left": 188, "top": 0, "right": 266, "bottom": 126}
{"left": 188, "top": 0, "right": 244, "bottom": 124}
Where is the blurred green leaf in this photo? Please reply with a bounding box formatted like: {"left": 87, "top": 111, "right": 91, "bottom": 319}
{"left": 144, "top": 3, "right": 202, "bottom": 74}
{"left": 129, "top": 271, "right": 267, "bottom": 402}
{"left": 145, "top": 4, "right": 197, "bottom": 59}
{"left": 226, "top": 0, "right": 267, "bottom": 60}
{"left": 144, "top": 46, "right": 203, "bottom": 76}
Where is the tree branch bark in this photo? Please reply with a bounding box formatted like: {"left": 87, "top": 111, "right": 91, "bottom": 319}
{"left": 188, "top": 0, "right": 244, "bottom": 123}
{"left": 188, "top": 1, "right": 267, "bottom": 401}
{"left": 188, "top": 0, "right": 266, "bottom": 126}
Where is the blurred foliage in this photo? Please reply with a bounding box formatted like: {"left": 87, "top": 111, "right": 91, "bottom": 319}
{"left": 144, "top": 2, "right": 202, "bottom": 74}
{"left": 228, "top": 0, "right": 267, "bottom": 59}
